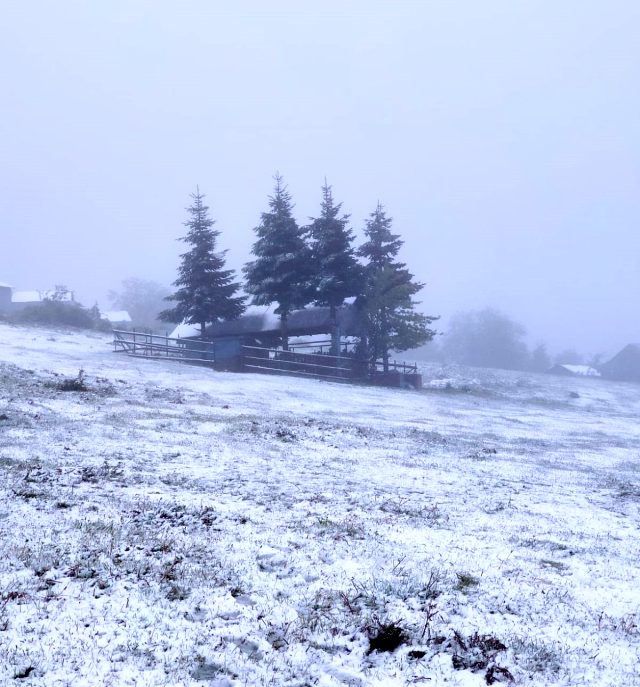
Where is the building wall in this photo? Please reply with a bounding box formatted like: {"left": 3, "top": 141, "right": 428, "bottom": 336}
{"left": 0, "top": 286, "right": 11, "bottom": 313}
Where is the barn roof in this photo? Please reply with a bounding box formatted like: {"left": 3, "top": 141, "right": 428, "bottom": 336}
{"left": 599, "top": 344, "right": 640, "bottom": 382}
{"left": 170, "top": 304, "right": 363, "bottom": 341}
{"left": 169, "top": 304, "right": 279, "bottom": 339}
{"left": 204, "top": 304, "right": 362, "bottom": 339}
{"left": 548, "top": 364, "right": 600, "bottom": 377}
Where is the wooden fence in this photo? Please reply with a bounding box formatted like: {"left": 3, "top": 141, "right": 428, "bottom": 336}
{"left": 111, "top": 330, "right": 420, "bottom": 387}
{"left": 112, "top": 330, "right": 217, "bottom": 364}
{"left": 241, "top": 345, "right": 363, "bottom": 382}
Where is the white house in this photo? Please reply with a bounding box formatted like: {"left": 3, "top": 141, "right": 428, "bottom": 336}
{"left": 100, "top": 310, "right": 133, "bottom": 325}
{"left": 10, "top": 286, "right": 75, "bottom": 310}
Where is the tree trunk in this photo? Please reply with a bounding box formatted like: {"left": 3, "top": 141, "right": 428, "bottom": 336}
{"left": 280, "top": 312, "right": 289, "bottom": 351}
{"left": 329, "top": 304, "right": 340, "bottom": 356}
{"left": 200, "top": 322, "right": 206, "bottom": 339}
{"left": 381, "top": 308, "right": 389, "bottom": 373}
{"left": 355, "top": 334, "right": 369, "bottom": 377}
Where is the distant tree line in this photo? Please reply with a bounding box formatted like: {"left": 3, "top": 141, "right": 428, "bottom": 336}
{"left": 414, "top": 307, "right": 599, "bottom": 372}
{"left": 108, "top": 278, "right": 172, "bottom": 332}
{"left": 159, "top": 175, "right": 438, "bottom": 368}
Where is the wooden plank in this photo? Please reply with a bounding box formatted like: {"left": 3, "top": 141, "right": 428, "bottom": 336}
{"left": 242, "top": 345, "right": 354, "bottom": 365}
{"left": 242, "top": 355, "right": 353, "bottom": 374}
{"left": 242, "top": 355, "right": 354, "bottom": 376}
{"left": 242, "top": 363, "right": 353, "bottom": 382}
{"left": 123, "top": 353, "right": 217, "bottom": 365}
{"left": 112, "top": 329, "right": 217, "bottom": 364}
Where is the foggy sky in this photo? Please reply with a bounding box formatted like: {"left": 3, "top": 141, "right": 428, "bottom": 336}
{"left": 2, "top": 1, "right": 638, "bottom": 357}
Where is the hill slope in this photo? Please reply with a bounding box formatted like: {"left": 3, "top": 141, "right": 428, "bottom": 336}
{"left": 1, "top": 323, "right": 639, "bottom": 686}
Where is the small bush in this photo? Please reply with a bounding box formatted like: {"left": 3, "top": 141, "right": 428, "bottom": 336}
{"left": 56, "top": 369, "right": 88, "bottom": 392}
{"left": 450, "top": 632, "right": 513, "bottom": 683}
{"left": 365, "top": 618, "right": 411, "bottom": 654}
{"left": 13, "top": 665, "right": 36, "bottom": 680}
{"left": 456, "top": 572, "right": 480, "bottom": 591}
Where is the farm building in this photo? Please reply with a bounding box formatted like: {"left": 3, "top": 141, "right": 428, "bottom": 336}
{"left": 117, "top": 303, "right": 421, "bottom": 388}
{"left": 166, "top": 304, "right": 361, "bottom": 369}
{"left": 599, "top": 344, "right": 640, "bottom": 383}
{"left": 10, "top": 287, "right": 75, "bottom": 312}
{"left": 548, "top": 364, "right": 601, "bottom": 378}
{"left": 170, "top": 303, "right": 362, "bottom": 352}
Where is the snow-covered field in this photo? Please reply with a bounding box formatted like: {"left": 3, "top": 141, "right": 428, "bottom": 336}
{"left": 0, "top": 322, "right": 639, "bottom": 686}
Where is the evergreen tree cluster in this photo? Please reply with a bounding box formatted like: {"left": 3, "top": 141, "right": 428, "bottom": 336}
{"left": 161, "top": 176, "right": 437, "bottom": 366}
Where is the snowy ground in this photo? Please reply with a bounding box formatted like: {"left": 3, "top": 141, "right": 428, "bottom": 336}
{"left": 0, "top": 322, "right": 639, "bottom": 686}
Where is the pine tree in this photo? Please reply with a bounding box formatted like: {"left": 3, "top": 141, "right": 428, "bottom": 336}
{"left": 160, "top": 189, "right": 245, "bottom": 337}
{"left": 308, "top": 181, "right": 363, "bottom": 354}
{"left": 243, "top": 174, "right": 312, "bottom": 350}
{"left": 358, "top": 203, "right": 437, "bottom": 371}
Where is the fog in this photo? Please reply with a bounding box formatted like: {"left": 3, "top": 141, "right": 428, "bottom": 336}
{"left": 2, "top": 1, "right": 638, "bottom": 358}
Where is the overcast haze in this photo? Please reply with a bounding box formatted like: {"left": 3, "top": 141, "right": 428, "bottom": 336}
{"left": 2, "top": 1, "right": 638, "bottom": 356}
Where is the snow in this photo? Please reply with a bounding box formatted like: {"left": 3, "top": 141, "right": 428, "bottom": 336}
{"left": 169, "top": 304, "right": 280, "bottom": 339}
{"left": 168, "top": 321, "right": 200, "bottom": 338}
{"left": 0, "top": 322, "right": 639, "bottom": 685}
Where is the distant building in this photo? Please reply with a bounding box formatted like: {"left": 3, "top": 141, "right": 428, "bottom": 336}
{"left": 10, "top": 286, "right": 75, "bottom": 311}
{"left": 599, "top": 344, "right": 640, "bottom": 383}
{"left": 100, "top": 310, "right": 132, "bottom": 325}
{"left": 548, "top": 364, "right": 601, "bottom": 377}
{"left": 11, "top": 290, "right": 42, "bottom": 308}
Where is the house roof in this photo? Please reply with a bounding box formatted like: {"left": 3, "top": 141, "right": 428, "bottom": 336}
{"left": 599, "top": 344, "right": 640, "bottom": 382}
{"left": 0, "top": 282, "right": 12, "bottom": 289}
{"left": 101, "top": 310, "right": 132, "bottom": 323}
{"left": 561, "top": 364, "right": 600, "bottom": 377}
{"left": 548, "top": 364, "right": 601, "bottom": 377}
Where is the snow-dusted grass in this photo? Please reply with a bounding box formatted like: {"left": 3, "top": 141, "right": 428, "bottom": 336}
{"left": 0, "top": 322, "right": 639, "bottom": 686}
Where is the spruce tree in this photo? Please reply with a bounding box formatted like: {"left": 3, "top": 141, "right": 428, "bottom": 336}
{"left": 243, "top": 174, "right": 311, "bottom": 350}
{"left": 160, "top": 189, "right": 245, "bottom": 337}
{"left": 358, "top": 203, "right": 437, "bottom": 371}
{"left": 308, "top": 181, "right": 363, "bottom": 354}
